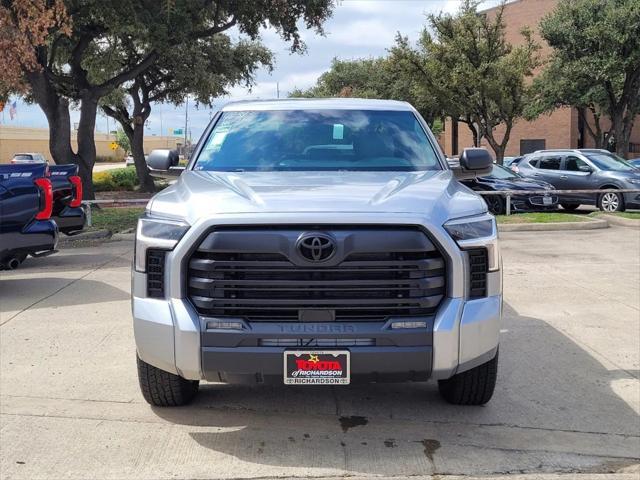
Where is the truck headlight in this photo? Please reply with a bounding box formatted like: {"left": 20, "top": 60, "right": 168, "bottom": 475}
{"left": 135, "top": 213, "right": 190, "bottom": 272}
{"left": 444, "top": 214, "right": 500, "bottom": 271}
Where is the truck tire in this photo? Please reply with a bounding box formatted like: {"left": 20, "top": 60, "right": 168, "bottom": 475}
{"left": 438, "top": 350, "right": 498, "bottom": 405}
{"left": 137, "top": 355, "right": 199, "bottom": 407}
{"left": 560, "top": 203, "right": 580, "bottom": 211}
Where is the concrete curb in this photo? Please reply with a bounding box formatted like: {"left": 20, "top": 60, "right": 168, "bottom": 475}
{"left": 109, "top": 232, "right": 135, "bottom": 241}
{"left": 598, "top": 213, "right": 640, "bottom": 229}
{"left": 498, "top": 217, "right": 608, "bottom": 232}
{"left": 58, "top": 229, "right": 112, "bottom": 244}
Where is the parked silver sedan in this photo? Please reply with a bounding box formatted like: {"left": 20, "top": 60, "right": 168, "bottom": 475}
{"left": 11, "top": 152, "right": 48, "bottom": 164}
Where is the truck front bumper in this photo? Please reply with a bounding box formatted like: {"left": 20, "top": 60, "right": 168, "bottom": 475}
{"left": 132, "top": 273, "right": 501, "bottom": 382}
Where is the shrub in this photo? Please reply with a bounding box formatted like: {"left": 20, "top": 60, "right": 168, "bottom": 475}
{"left": 95, "top": 155, "right": 120, "bottom": 163}
{"left": 93, "top": 167, "right": 139, "bottom": 191}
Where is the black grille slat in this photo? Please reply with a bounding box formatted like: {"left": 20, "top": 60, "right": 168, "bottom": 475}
{"left": 189, "top": 258, "right": 445, "bottom": 272}
{"left": 190, "top": 295, "right": 443, "bottom": 308}
{"left": 468, "top": 249, "right": 488, "bottom": 298}
{"left": 189, "top": 276, "right": 445, "bottom": 291}
{"left": 187, "top": 227, "right": 446, "bottom": 321}
{"left": 259, "top": 338, "right": 376, "bottom": 347}
{"left": 147, "top": 250, "right": 166, "bottom": 298}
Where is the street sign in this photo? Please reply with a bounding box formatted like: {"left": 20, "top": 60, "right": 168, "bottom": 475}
{"left": 172, "top": 128, "right": 183, "bottom": 135}
{"left": 110, "top": 142, "right": 118, "bottom": 150}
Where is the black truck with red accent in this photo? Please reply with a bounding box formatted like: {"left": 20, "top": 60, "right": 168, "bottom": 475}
{"left": 49, "top": 164, "right": 85, "bottom": 235}
{"left": 0, "top": 163, "right": 85, "bottom": 270}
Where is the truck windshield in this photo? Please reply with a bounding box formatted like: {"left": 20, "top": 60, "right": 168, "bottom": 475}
{"left": 192, "top": 110, "right": 441, "bottom": 172}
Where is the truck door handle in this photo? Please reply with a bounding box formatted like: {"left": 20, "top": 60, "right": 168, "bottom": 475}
{"left": 560, "top": 175, "right": 568, "bottom": 179}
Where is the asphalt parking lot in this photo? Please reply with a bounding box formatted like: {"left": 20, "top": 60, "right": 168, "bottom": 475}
{"left": 1, "top": 227, "right": 639, "bottom": 480}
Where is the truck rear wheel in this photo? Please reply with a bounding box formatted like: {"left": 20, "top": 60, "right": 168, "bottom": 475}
{"left": 137, "top": 355, "right": 199, "bottom": 407}
{"left": 438, "top": 350, "right": 498, "bottom": 405}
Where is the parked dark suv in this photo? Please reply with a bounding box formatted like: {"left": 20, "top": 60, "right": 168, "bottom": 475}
{"left": 517, "top": 149, "right": 640, "bottom": 211}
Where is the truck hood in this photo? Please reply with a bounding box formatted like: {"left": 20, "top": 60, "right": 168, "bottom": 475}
{"left": 148, "top": 170, "right": 487, "bottom": 225}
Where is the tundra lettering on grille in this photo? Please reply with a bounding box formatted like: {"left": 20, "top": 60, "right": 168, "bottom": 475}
{"left": 187, "top": 227, "right": 446, "bottom": 322}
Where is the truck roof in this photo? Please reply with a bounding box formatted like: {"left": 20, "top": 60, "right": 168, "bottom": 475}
{"left": 221, "top": 98, "right": 414, "bottom": 112}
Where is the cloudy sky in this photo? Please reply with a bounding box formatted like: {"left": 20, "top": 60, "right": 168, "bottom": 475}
{"left": 2, "top": 0, "right": 497, "bottom": 141}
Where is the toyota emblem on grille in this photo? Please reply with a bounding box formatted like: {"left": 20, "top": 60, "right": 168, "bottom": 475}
{"left": 297, "top": 233, "right": 335, "bottom": 262}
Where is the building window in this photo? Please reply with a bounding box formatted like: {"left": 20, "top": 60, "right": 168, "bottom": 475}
{"left": 520, "top": 139, "right": 545, "bottom": 155}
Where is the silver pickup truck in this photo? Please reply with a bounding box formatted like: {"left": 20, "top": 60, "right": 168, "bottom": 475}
{"left": 133, "top": 99, "right": 501, "bottom": 407}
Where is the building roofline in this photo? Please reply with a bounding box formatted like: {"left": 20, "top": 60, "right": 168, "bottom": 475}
{"left": 479, "top": 0, "right": 521, "bottom": 15}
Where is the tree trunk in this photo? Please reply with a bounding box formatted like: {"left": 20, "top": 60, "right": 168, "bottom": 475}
{"left": 130, "top": 84, "right": 156, "bottom": 193}
{"left": 131, "top": 119, "right": 156, "bottom": 193}
{"left": 578, "top": 107, "right": 604, "bottom": 149}
{"left": 27, "top": 71, "right": 74, "bottom": 166}
{"left": 102, "top": 101, "right": 155, "bottom": 193}
{"left": 461, "top": 117, "right": 481, "bottom": 147}
{"left": 28, "top": 71, "right": 99, "bottom": 199}
{"left": 75, "top": 95, "right": 99, "bottom": 200}
{"left": 617, "top": 110, "right": 635, "bottom": 159}
{"left": 483, "top": 122, "right": 512, "bottom": 165}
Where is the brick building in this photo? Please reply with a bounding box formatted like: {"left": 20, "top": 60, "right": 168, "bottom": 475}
{"left": 441, "top": 0, "right": 640, "bottom": 159}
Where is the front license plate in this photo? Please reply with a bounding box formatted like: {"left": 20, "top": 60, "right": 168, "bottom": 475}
{"left": 284, "top": 350, "right": 350, "bottom": 385}
{"left": 543, "top": 196, "right": 552, "bottom": 205}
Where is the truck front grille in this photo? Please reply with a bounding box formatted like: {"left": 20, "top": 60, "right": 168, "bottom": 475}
{"left": 187, "top": 227, "right": 446, "bottom": 321}
{"left": 146, "top": 249, "right": 166, "bottom": 298}
{"left": 468, "top": 248, "right": 488, "bottom": 298}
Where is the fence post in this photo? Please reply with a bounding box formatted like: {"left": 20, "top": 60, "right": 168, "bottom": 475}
{"left": 86, "top": 203, "right": 92, "bottom": 227}
{"left": 505, "top": 194, "right": 511, "bottom": 216}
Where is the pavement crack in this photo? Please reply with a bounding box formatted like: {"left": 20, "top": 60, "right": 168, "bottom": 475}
{"left": 3, "top": 393, "right": 639, "bottom": 440}
{"left": 2, "top": 411, "right": 639, "bottom": 464}
{"left": 1, "top": 393, "right": 138, "bottom": 404}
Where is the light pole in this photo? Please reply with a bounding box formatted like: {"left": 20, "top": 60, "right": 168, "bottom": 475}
{"left": 184, "top": 95, "right": 189, "bottom": 153}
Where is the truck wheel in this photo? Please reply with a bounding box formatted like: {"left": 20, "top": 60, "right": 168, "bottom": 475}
{"left": 137, "top": 355, "right": 199, "bottom": 407}
{"left": 560, "top": 203, "right": 580, "bottom": 211}
{"left": 438, "top": 350, "right": 498, "bottom": 405}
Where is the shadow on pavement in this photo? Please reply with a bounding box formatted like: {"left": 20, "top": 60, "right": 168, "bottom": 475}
{"left": 0, "top": 277, "right": 129, "bottom": 312}
{"left": 16, "top": 251, "right": 132, "bottom": 273}
{"left": 150, "top": 302, "right": 640, "bottom": 475}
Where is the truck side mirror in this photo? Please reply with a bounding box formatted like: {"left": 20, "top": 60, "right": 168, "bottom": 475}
{"left": 146, "top": 149, "right": 184, "bottom": 178}
{"left": 452, "top": 148, "right": 494, "bottom": 179}
{"left": 578, "top": 165, "right": 593, "bottom": 173}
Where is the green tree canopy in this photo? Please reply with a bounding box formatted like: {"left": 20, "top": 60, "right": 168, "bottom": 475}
{"left": 528, "top": 0, "right": 640, "bottom": 156}
{"left": 101, "top": 36, "right": 271, "bottom": 192}
{"left": 1, "top": 0, "right": 334, "bottom": 197}
{"left": 115, "top": 128, "right": 130, "bottom": 154}
{"left": 393, "top": 0, "right": 540, "bottom": 162}
{"left": 289, "top": 57, "right": 442, "bottom": 129}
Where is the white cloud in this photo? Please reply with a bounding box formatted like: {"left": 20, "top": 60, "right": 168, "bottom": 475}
{"left": 326, "top": 18, "right": 400, "bottom": 48}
